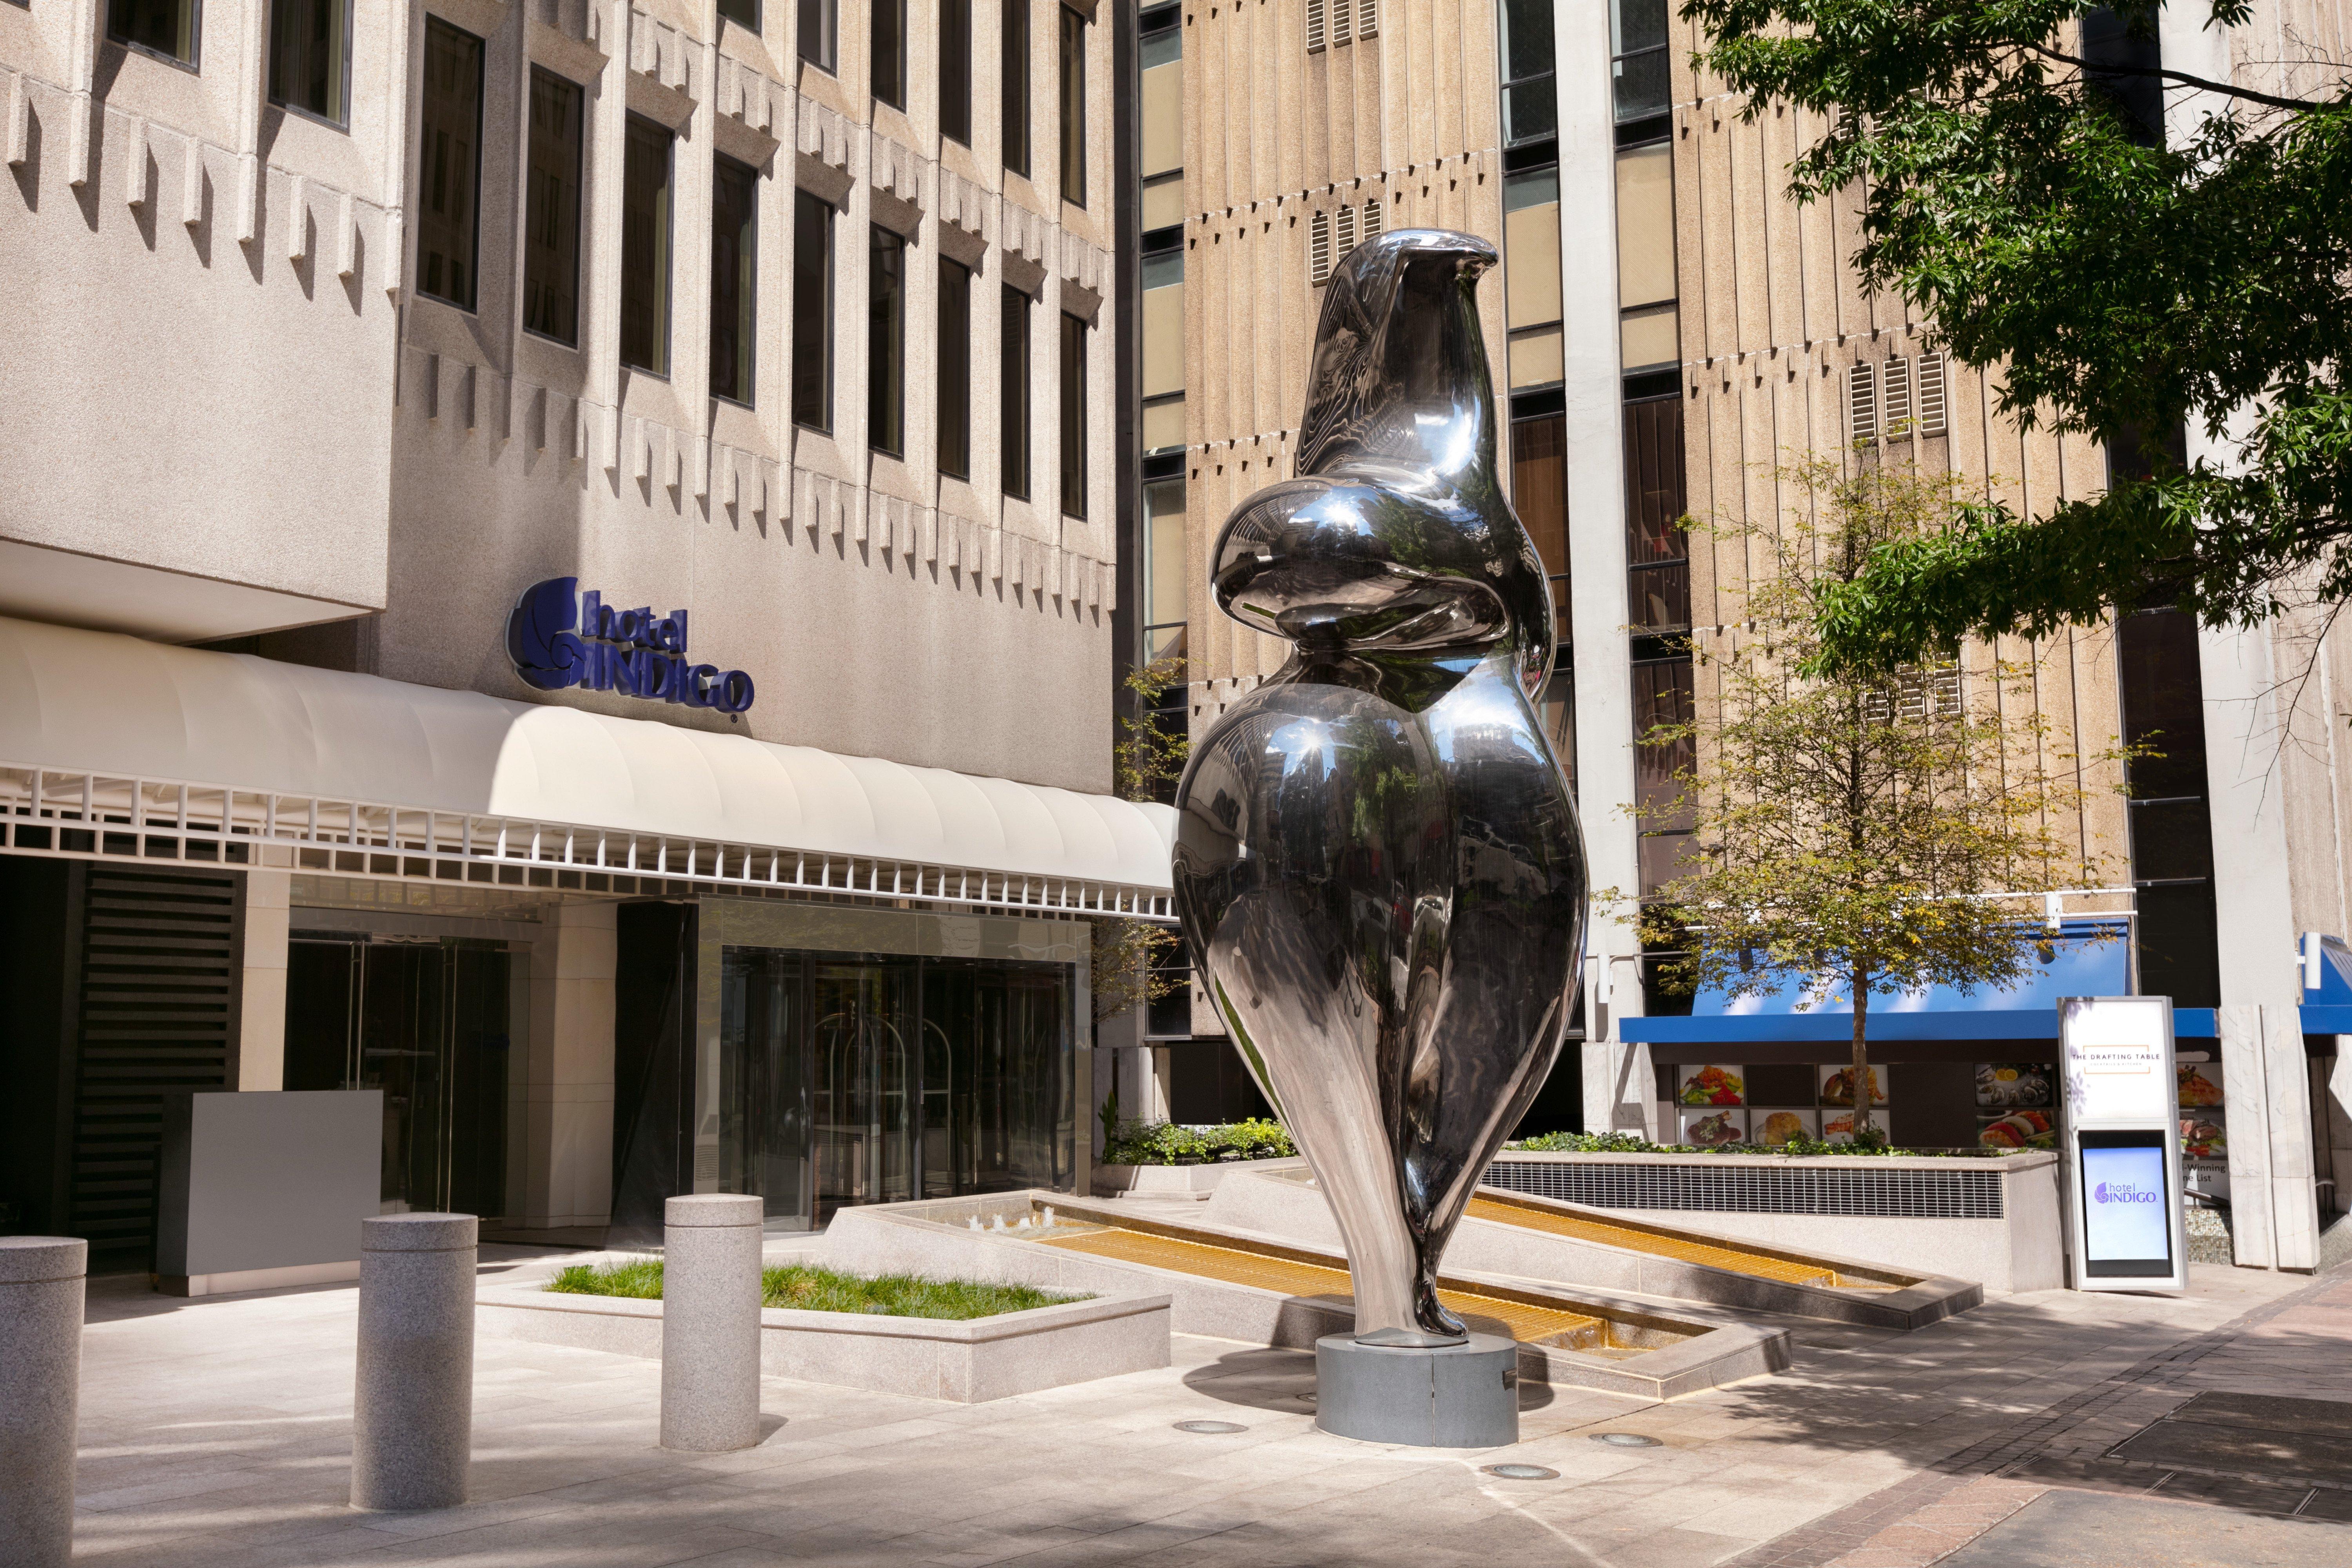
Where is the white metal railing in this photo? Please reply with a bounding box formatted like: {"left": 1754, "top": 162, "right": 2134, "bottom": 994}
{"left": 0, "top": 764, "right": 1178, "bottom": 923}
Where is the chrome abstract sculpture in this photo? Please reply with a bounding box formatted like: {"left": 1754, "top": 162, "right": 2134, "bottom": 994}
{"left": 1170, "top": 229, "right": 1588, "bottom": 1347}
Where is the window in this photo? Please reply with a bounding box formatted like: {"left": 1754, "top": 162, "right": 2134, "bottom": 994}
{"left": 711, "top": 156, "right": 759, "bottom": 404}
{"left": 1143, "top": 476, "right": 1187, "bottom": 663}
{"left": 1615, "top": 141, "right": 1677, "bottom": 370}
{"left": 1504, "top": 167, "right": 1563, "bottom": 390}
{"left": 938, "top": 260, "right": 972, "bottom": 479}
{"left": 1059, "top": 312, "right": 1086, "bottom": 517}
{"left": 1140, "top": 244, "right": 1184, "bottom": 452}
{"left": 1058, "top": 7, "right": 1085, "bottom": 207}
{"left": 269, "top": 0, "right": 347, "bottom": 123}
{"left": 1624, "top": 393, "right": 1688, "bottom": 631}
{"left": 1612, "top": 0, "right": 1670, "bottom": 127}
{"left": 799, "top": 0, "right": 836, "bottom": 71}
{"left": 523, "top": 69, "right": 583, "bottom": 346}
{"left": 619, "top": 117, "right": 673, "bottom": 375}
{"left": 941, "top": 0, "right": 973, "bottom": 143}
{"left": 416, "top": 20, "right": 484, "bottom": 311}
{"left": 1002, "top": 0, "right": 1030, "bottom": 178}
{"left": 869, "top": 227, "right": 906, "bottom": 456}
{"left": 874, "top": 0, "right": 906, "bottom": 108}
{"left": 1001, "top": 285, "right": 1031, "bottom": 497}
{"left": 108, "top": 0, "right": 198, "bottom": 66}
{"left": 1498, "top": 0, "right": 1555, "bottom": 144}
{"left": 717, "top": 0, "right": 757, "bottom": 27}
{"left": 1139, "top": 5, "right": 1183, "bottom": 232}
{"left": 792, "top": 192, "right": 834, "bottom": 431}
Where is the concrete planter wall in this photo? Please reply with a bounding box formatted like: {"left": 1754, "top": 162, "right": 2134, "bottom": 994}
{"left": 477, "top": 1281, "right": 1172, "bottom": 1404}
{"left": 1484, "top": 1150, "right": 2064, "bottom": 1294}
{"left": 1090, "top": 1156, "right": 1305, "bottom": 1199}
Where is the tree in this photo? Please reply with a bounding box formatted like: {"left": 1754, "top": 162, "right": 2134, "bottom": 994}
{"left": 1093, "top": 657, "right": 1191, "bottom": 1025}
{"left": 1615, "top": 456, "right": 2120, "bottom": 1142}
{"left": 1683, "top": 0, "right": 2352, "bottom": 671}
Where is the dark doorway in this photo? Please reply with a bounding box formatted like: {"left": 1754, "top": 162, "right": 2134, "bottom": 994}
{"left": 284, "top": 936, "right": 512, "bottom": 1217}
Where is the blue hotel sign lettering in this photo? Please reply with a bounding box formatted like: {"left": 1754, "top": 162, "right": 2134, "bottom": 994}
{"left": 505, "top": 577, "right": 756, "bottom": 714}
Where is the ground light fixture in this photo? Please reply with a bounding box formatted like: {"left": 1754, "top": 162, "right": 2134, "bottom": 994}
{"left": 1592, "top": 1432, "right": 1663, "bottom": 1447}
{"left": 1480, "top": 1464, "right": 1561, "bottom": 1481}
{"left": 1174, "top": 1420, "right": 1248, "bottom": 1434}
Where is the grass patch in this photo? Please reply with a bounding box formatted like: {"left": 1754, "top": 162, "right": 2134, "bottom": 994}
{"left": 544, "top": 1259, "right": 1087, "bottom": 1320}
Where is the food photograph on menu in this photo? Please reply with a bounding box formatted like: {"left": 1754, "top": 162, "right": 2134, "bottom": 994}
{"left": 1678, "top": 1107, "right": 1748, "bottom": 1148}
{"left": 1677, "top": 1065, "right": 1746, "bottom": 1105}
{"left": 1818, "top": 1063, "right": 1887, "bottom": 1108}
{"left": 1975, "top": 1062, "right": 2053, "bottom": 1108}
{"left": 1979, "top": 1107, "right": 2059, "bottom": 1151}
{"left": 1755, "top": 1108, "right": 1818, "bottom": 1147}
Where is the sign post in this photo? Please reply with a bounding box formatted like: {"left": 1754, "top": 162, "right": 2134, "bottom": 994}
{"left": 2058, "top": 996, "right": 2188, "bottom": 1292}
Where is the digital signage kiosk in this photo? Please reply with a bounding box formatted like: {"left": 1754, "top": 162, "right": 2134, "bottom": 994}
{"left": 2058, "top": 996, "right": 2189, "bottom": 1292}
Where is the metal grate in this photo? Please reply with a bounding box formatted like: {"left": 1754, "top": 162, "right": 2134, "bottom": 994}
{"left": 1306, "top": 0, "right": 1325, "bottom": 51}
{"left": 67, "top": 867, "right": 241, "bottom": 1265}
{"left": 1310, "top": 208, "right": 1332, "bottom": 285}
{"left": 1485, "top": 1160, "right": 2005, "bottom": 1220}
{"left": 1, "top": 764, "right": 1174, "bottom": 924}
{"left": 1847, "top": 361, "right": 1878, "bottom": 443}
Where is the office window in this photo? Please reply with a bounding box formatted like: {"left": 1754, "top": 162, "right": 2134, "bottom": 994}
{"left": 711, "top": 156, "right": 759, "bottom": 404}
{"left": 938, "top": 259, "right": 973, "bottom": 479}
{"left": 873, "top": 0, "right": 906, "bottom": 108}
{"left": 522, "top": 69, "right": 583, "bottom": 346}
{"left": 941, "top": 0, "right": 973, "bottom": 143}
{"left": 1141, "top": 245, "right": 1184, "bottom": 453}
{"left": 717, "top": 0, "right": 757, "bottom": 26}
{"left": 1140, "top": 5, "right": 1182, "bottom": 230}
{"left": 1001, "top": 285, "right": 1031, "bottom": 497}
{"left": 1002, "top": 0, "right": 1030, "bottom": 178}
{"left": 416, "top": 20, "right": 484, "bottom": 311}
{"left": 1612, "top": 0, "right": 1670, "bottom": 125}
{"left": 1498, "top": 0, "right": 1555, "bottom": 145}
{"left": 1143, "top": 476, "right": 1187, "bottom": 662}
{"left": 269, "top": 0, "right": 347, "bottom": 123}
{"left": 869, "top": 227, "right": 906, "bottom": 456}
{"left": 1058, "top": 7, "right": 1085, "bottom": 207}
{"left": 792, "top": 191, "right": 834, "bottom": 432}
{"left": 109, "top": 0, "right": 197, "bottom": 65}
{"left": 799, "top": 0, "right": 837, "bottom": 71}
{"left": 1059, "top": 313, "right": 1086, "bottom": 517}
{"left": 619, "top": 118, "right": 673, "bottom": 375}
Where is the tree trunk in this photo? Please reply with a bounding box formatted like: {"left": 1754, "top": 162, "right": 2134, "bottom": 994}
{"left": 1850, "top": 974, "right": 1872, "bottom": 1143}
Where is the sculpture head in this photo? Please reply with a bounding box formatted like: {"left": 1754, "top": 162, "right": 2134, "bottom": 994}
{"left": 1206, "top": 230, "right": 1555, "bottom": 699}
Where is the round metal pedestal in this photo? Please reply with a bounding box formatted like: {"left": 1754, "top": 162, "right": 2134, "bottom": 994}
{"left": 1313, "top": 1333, "right": 1519, "bottom": 1448}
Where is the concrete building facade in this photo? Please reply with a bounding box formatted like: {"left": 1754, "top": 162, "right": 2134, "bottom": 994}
{"left": 0, "top": 0, "right": 1168, "bottom": 1277}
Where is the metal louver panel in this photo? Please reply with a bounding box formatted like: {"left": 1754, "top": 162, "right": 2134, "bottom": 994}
{"left": 65, "top": 866, "right": 241, "bottom": 1265}
{"left": 1916, "top": 350, "right": 1949, "bottom": 436}
{"left": 1882, "top": 355, "right": 1914, "bottom": 437}
{"left": 1847, "top": 361, "right": 1878, "bottom": 443}
{"left": 1310, "top": 208, "right": 1332, "bottom": 285}
{"left": 1357, "top": 0, "right": 1378, "bottom": 36}
{"left": 1336, "top": 202, "right": 1357, "bottom": 258}
{"left": 1306, "top": 0, "right": 1325, "bottom": 51}
{"left": 1361, "top": 197, "right": 1383, "bottom": 241}
{"left": 1332, "top": 0, "right": 1351, "bottom": 45}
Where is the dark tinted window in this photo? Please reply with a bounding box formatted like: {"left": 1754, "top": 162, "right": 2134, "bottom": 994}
{"left": 710, "top": 156, "right": 759, "bottom": 403}
{"left": 874, "top": 0, "right": 906, "bottom": 107}
{"left": 1058, "top": 7, "right": 1085, "bottom": 205}
{"left": 791, "top": 191, "right": 834, "bottom": 430}
{"left": 799, "top": 0, "right": 836, "bottom": 69}
{"left": 1001, "top": 285, "right": 1031, "bottom": 497}
{"left": 416, "top": 20, "right": 484, "bottom": 311}
{"left": 938, "top": 259, "right": 972, "bottom": 479}
{"left": 1058, "top": 312, "right": 1086, "bottom": 517}
{"left": 940, "top": 0, "right": 973, "bottom": 143}
{"left": 523, "top": 69, "right": 583, "bottom": 345}
{"left": 1002, "top": 0, "right": 1030, "bottom": 177}
{"left": 869, "top": 226, "right": 906, "bottom": 456}
{"left": 109, "top": 0, "right": 197, "bottom": 64}
{"left": 269, "top": 0, "right": 347, "bottom": 122}
{"left": 620, "top": 117, "right": 674, "bottom": 374}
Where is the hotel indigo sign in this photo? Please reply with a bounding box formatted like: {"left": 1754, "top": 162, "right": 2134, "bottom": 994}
{"left": 505, "top": 577, "right": 756, "bottom": 714}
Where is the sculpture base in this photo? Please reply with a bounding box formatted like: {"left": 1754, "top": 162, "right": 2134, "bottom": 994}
{"left": 1314, "top": 1332, "right": 1519, "bottom": 1448}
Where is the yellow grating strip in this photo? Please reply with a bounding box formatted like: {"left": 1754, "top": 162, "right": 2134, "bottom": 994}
{"left": 1033, "top": 1225, "right": 1611, "bottom": 1349}
{"left": 1465, "top": 1195, "right": 1842, "bottom": 1287}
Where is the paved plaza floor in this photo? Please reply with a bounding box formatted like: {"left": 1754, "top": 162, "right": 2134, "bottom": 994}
{"left": 64, "top": 1247, "right": 2352, "bottom": 1568}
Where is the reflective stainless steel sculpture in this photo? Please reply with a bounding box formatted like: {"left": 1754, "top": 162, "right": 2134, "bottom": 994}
{"left": 1170, "top": 229, "right": 1588, "bottom": 1346}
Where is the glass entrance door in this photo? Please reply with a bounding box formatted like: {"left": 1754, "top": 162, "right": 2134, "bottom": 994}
{"left": 811, "top": 960, "right": 918, "bottom": 1223}
{"left": 285, "top": 936, "right": 512, "bottom": 1216}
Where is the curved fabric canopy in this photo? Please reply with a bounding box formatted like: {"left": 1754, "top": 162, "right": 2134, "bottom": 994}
{"left": 0, "top": 616, "right": 1175, "bottom": 896}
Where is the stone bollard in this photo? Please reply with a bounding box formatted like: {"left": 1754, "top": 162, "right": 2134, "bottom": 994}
{"left": 0, "top": 1237, "right": 87, "bottom": 1568}
{"left": 351, "top": 1214, "right": 477, "bottom": 1511}
{"left": 661, "top": 1194, "right": 765, "bottom": 1452}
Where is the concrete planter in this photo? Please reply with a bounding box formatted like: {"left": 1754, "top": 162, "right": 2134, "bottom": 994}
{"left": 1485, "top": 1149, "right": 2064, "bottom": 1294}
{"left": 477, "top": 1280, "right": 1172, "bottom": 1404}
{"left": 1090, "top": 1156, "right": 1305, "bottom": 1199}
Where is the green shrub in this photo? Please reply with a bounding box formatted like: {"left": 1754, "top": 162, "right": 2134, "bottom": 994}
{"left": 1506, "top": 1129, "right": 2004, "bottom": 1159}
{"left": 545, "top": 1259, "right": 1087, "bottom": 1319}
{"left": 1101, "top": 1118, "right": 1296, "bottom": 1165}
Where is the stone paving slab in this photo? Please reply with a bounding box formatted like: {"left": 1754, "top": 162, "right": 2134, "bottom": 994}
{"left": 1931, "top": 1486, "right": 2335, "bottom": 1567}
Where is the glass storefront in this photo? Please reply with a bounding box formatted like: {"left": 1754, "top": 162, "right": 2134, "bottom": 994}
{"left": 715, "top": 947, "right": 1075, "bottom": 1228}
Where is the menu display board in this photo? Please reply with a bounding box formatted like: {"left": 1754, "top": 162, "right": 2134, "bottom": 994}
{"left": 2059, "top": 997, "right": 2188, "bottom": 1291}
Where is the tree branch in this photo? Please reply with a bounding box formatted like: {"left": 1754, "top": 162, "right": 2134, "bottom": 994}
{"left": 2026, "top": 43, "right": 2333, "bottom": 114}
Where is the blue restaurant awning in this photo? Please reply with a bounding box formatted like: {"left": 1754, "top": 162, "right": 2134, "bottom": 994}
{"left": 1619, "top": 920, "right": 2223, "bottom": 1044}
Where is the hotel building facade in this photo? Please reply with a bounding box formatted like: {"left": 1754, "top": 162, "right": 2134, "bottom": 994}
{"left": 0, "top": 0, "right": 1167, "bottom": 1274}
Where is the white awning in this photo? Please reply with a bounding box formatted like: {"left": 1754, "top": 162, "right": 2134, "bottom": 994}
{"left": 0, "top": 616, "right": 1176, "bottom": 918}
